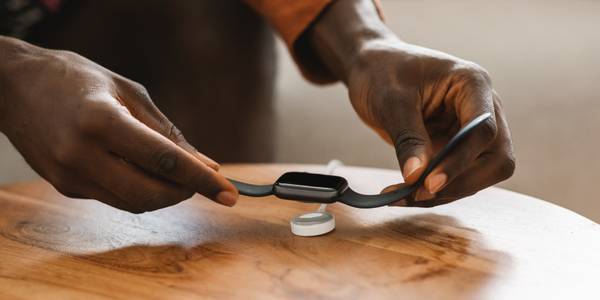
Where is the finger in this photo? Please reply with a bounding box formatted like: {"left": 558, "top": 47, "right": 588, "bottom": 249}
{"left": 97, "top": 109, "right": 238, "bottom": 207}
{"left": 381, "top": 91, "right": 433, "bottom": 185}
{"left": 386, "top": 93, "right": 514, "bottom": 208}
{"left": 99, "top": 152, "right": 196, "bottom": 212}
{"left": 70, "top": 148, "right": 196, "bottom": 212}
{"left": 423, "top": 78, "right": 497, "bottom": 195}
{"left": 409, "top": 149, "right": 514, "bottom": 208}
{"left": 411, "top": 103, "right": 515, "bottom": 207}
{"left": 114, "top": 79, "right": 219, "bottom": 170}
{"left": 55, "top": 178, "right": 144, "bottom": 213}
{"left": 83, "top": 185, "right": 144, "bottom": 213}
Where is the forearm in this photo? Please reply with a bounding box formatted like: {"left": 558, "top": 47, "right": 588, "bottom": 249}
{"left": 0, "top": 36, "right": 38, "bottom": 131}
{"left": 306, "top": 0, "right": 397, "bottom": 84}
{"left": 0, "top": 36, "right": 15, "bottom": 131}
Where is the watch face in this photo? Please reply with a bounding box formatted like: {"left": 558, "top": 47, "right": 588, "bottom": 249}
{"left": 274, "top": 172, "right": 348, "bottom": 202}
{"left": 276, "top": 172, "right": 347, "bottom": 190}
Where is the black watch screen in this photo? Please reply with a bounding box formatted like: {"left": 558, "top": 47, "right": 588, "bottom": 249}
{"left": 274, "top": 172, "right": 348, "bottom": 202}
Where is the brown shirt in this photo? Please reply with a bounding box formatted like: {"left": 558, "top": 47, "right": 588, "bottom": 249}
{"left": 244, "top": 0, "right": 383, "bottom": 84}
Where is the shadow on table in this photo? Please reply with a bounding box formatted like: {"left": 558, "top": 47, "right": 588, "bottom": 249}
{"left": 4, "top": 208, "right": 511, "bottom": 299}
{"left": 340, "top": 213, "right": 512, "bottom": 279}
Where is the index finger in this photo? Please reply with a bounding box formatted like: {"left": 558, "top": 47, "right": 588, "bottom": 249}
{"left": 98, "top": 111, "right": 238, "bottom": 206}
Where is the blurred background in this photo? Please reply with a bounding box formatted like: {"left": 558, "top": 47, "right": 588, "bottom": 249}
{"left": 2, "top": 0, "right": 599, "bottom": 221}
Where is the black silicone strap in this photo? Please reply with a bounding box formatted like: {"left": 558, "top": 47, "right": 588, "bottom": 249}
{"left": 229, "top": 179, "right": 273, "bottom": 197}
{"left": 336, "top": 186, "right": 418, "bottom": 208}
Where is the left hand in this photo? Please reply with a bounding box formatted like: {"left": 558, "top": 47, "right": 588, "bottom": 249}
{"left": 347, "top": 41, "right": 515, "bottom": 207}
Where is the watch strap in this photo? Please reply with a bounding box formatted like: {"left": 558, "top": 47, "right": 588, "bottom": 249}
{"left": 337, "top": 185, "right": 417, "bottom": 208}
{"left": 229, "top": 179, "right": 273, "bottom": 197}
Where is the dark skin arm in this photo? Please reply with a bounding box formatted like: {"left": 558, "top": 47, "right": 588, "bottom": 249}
{"left": 307, "top": 0, "right": 515, "bottom": 206}
{"left": 0, "top": 36, "right": 238, "bottom": 212}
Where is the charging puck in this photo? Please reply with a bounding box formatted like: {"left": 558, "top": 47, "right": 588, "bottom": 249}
{"left": 290, "top": 211, "right": 335, "bottom": 237}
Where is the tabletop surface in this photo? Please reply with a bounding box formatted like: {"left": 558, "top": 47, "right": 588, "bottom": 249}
{"left": 1, "top": 163, "right": 599, "bottom": 300}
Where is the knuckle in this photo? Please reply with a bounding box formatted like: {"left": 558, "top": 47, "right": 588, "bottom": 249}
{"left": 497, "top": 152, "right": 516, "bottom": 181}
{"left": 167, "top": 123, "right": 185, "bottom": 142}
{"left": 454, "top": 62, "right": 492, "bottom": 86}
{"left": 149, "top": 149, "right": 179, "bottom": 176}
{"left": 128, "top": 82, "right": 152, "bottom": 102}
{"left": 474, "top": 65, "right": 492, "bottom": 84}
{"left": 159, "top": 120, "right": 184, "bottom": 143}
{"left": 478, "top": 116, "right": 498, "bottom": 143}
{"left": 56, "top": 50, "right": 81, "bottom": 61}
{"left": 392, "top": 128, "right": 426, "bottom": 158}
{"left": 77, "top": 100, "right": 119, "bottom": 135}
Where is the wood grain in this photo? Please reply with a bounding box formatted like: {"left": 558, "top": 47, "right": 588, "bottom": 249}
{"left": 1, "top": 164, "right": 599, "bottom": 299}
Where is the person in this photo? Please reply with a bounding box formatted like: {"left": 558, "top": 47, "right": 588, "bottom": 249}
{"left": 0, "top": 0, "right": 515, "bottom": 213}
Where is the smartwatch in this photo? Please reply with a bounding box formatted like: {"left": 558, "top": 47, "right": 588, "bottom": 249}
{"left": 228, "top": 113, "right": 491, "bottom": 209}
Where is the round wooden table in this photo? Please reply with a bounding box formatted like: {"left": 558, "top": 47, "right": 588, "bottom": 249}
{"left": 1, "top": 164, "right": 599, "bottom": 299}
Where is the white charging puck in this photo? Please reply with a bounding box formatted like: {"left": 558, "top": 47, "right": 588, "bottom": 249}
{"left": 290, "top": 211, "right": 335, "bottom": 237}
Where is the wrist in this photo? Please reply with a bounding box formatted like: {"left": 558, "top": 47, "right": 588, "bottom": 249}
{"left": 307, "top": 0, "right": 397, "bottom": 83}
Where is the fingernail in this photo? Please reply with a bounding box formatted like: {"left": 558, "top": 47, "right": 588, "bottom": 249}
{"left": 427, "top": 173, "right": 447, "bottom": 194}
{"left": 415, "top": 187, "right": 435, "bottom": 202}
{"left": 207, "top": 161, "right": 220, "bottom": 171}
{"left": 216, "top": 191, "right": 237, "bottom": 207}
{"left": 403, "top": 156, "right": 422, "bottom": 179}
{"left": 196, "top": 151, "right": 220, "bottom": 170}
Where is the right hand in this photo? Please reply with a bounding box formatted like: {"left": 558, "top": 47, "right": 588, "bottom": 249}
{"left": 0, "top": 37, "right": 238, "bottom": 213}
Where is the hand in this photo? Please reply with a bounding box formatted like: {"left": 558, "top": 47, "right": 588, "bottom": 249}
{"left": 0, "top": 37, "right": 238, "bottom": 213}
{"left": 347, "top": 40, "right": 515, "bottom": 206}
{"left": 307, "top": 0, "right": 515, "bottom": 207}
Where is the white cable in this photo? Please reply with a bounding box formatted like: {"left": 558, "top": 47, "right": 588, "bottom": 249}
{"left": 324, "top": 159, "right": 344, "bottom": 175}
{"left": 317, "top": 204, "right": 328, "bottom": 213}
{"left": 318, "top": 159, "right": 344, "bottom": 212}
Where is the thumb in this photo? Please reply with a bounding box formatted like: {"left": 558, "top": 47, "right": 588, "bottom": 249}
{"left": 384, "top": 104, "right": 432, "bottom": 185}
{"left": 115, "top": 80, "right": 220, "bottom": 170}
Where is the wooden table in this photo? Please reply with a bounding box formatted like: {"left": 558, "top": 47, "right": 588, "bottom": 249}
{"left": 1, "top": 164, "right": 599, "bottom": 299}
